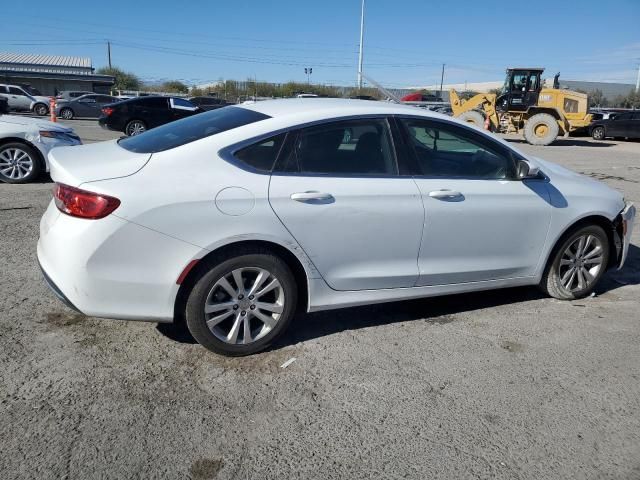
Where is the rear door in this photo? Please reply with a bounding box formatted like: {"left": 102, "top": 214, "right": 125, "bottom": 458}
{"left": 628, "top": 113, "right": 640, "bottom": 139}
{"left": 268, "top": 117, "right": 424, "bottom": 290}
{"left": 75, "top": 95, "right": 101, "bottom": 117}
{"left": 137, "top": 97, "right": 171, "bottom": 128}
{"left": 608, "top": 113, "right": 632, "bottom": 137}
{"left": 8, "top": 87, "right": 32, "bottom": 111}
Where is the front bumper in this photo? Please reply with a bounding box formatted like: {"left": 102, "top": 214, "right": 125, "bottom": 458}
{"left": 617, "top": 202, "right": 636, "bottom": 269}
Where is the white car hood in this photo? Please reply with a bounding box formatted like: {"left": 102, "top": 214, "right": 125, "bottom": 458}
{"left": 48, "top": 139, "right": 152, "bottom": 186}
{"left": 0, "top": 114, "right": 72, "bottom": 132}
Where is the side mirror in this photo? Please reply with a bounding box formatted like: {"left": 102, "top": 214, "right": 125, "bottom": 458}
{"left": 517, "top": 159, "right": 540, "bottom": 179}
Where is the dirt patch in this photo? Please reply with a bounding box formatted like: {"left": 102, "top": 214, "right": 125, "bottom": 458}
{"left": 189, "top": 458, "right": 223, "bottom": 479}
{"left": 500, "top": 340, "right": 524, "bottom": 353}
{"left": 579, "top": 172, "right": 639, "bottom": 184}
{"left": 181, "top": 344, "right": 302, "bottom": 375}
{"left": 45, "top": 312, "right": 86, "bottom": 327}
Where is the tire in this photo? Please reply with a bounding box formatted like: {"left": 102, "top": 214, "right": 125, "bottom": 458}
{"left": 34, "top": 103, "right": 49, "bottom": 116}
{"left": 125, "top": 119, "right": 146, "bottom": 136}
{"left": 591, "top": 126, "right": 605, "bottom": 140}
{"left": 59, "top": 108, "right": 74, "bottom": 120}
{"left": 0, "top": 142, "right": 42, "bottom": 184}
{"left": 524, "top": 113, "right": 559, "bottom": 146}
{"left": 540, "top": 225, "right": 609, "bottom": 300}
{"left": 457, "top": 110, "right": 484, "bottom": 127}
{"left": 185, "top": 250, "right": 298, "bottom": 356}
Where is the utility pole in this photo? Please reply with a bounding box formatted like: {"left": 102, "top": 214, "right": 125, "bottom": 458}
{"left": 357, "top": 0, "right": 365, "bottom": 89}
{"left": 304, "top": 67, "right": 313, "bottom": 85}
{"left": 439, "top": 63, "right": 445, "bottom": 100}
{"left": 107, "top": 41, "right": 112, "bottom": 69}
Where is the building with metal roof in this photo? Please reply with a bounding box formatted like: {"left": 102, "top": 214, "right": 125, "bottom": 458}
{"left": 0, "top": 52, "right": 115, "bottom": 95}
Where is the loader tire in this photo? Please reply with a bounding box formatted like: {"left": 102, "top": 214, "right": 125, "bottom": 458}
{"left": 457, "top": 110, "right": 484, "bottom": 127}
{"left": 524, "top": 113, "right": 559, "bottom": 146}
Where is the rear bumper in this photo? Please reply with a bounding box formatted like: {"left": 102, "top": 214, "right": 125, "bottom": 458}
{"left": 98, "top": 116, "right": 119, "bottom": 132}
{"left": 39, "top": 259, "right": 81, "bottom": 313}
{"left": 37, "top": 200, "right": 201, "bottom": 322}
{"left": 617, "top": 202, "right": 636, "bottom": 270}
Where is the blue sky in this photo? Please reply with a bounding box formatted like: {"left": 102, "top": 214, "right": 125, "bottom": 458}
{"left": 2, "top": 0, "right": 639, "bottom": 88}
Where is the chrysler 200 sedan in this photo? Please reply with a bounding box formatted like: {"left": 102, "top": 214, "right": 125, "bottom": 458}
{"left": 38, "top": 99, "right": 636, "bottom": 356}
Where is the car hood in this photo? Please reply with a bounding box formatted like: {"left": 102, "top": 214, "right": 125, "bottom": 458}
{"left": 0, "top": 114, "right": 73, "bottom": 132}
{"left": 48, "top": 139, "right": 152, "bottom": 186}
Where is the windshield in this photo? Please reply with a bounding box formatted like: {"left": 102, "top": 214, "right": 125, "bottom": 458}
{"left": 22, "top": 85, "right": 42, "bottom": 96}
{"left": 118, "top": 106, "right": 270, "bottom": 153}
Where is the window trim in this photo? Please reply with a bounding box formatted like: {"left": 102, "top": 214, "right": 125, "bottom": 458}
{"left": 220, "top": 114, "right": 402, "bottom": 178}
{"left": 231, "top": 132, "right": 288, "bottom": 174}
{"left": 396, "top": 115, "right": 523, "bottom": 181}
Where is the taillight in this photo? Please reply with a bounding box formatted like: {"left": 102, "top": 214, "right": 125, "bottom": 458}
{"left": 101, "top": 107, "right": 114, "bottom": 116}
{"left": 53, "top": 183, "right": 120, "bottom": 219}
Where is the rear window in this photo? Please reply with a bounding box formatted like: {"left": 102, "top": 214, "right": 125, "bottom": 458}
{"left": 118, "top": 106, "right": 270, "bottom": 153}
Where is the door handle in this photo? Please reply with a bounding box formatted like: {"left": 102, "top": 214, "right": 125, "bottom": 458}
{"left": 428, "top": 189, "right": 464, "bottom": 200}
{"left": 290, "top": 191, "right": 334, "bottom": 202}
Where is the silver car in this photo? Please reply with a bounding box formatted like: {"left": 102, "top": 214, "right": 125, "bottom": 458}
{"left": 0, "top": 84, "right": 51, "bottom": 116}
{"left": 55, "top": 94, "right": 119, "bottom": 120}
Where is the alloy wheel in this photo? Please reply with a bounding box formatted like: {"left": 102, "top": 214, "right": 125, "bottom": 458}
{"left": 127, "top": 121, "right": 146, "bottom": 136}
{"left": 0, "top": 147, "right": 34, "bottom": 180}
{"left": 61, "top": 109, "right": 73, "bottom": 120}
{"left": 203, "top": 267, "right": 285, "bottom": 345}
{"left": 558, "top": 234, "right": 604, "bottom": 293}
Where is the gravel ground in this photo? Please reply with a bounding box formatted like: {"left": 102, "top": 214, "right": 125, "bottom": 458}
{"left": 1, "top": 122, "right": 639, "bottom": 479}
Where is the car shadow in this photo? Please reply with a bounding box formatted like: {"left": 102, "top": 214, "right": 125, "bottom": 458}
{"left": 157, "top": 244, "right": 640, "bottom": 349}
{"left": 506, "top": 138, "right": 616, "bottom": 147}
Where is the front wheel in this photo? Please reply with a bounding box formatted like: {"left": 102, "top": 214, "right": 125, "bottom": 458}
{"left": 34, "top": 103, "right": 49, "bottom": 116}
{"left": 540, "top": 225, "right": 609, "bottom": 300}
{"left": 591, "top": 126, "right": 605, "bottom": 140}
{"left": 524, "top": 113, "right": 559, "bottom": 146}
{"left": 185, "top": 251, "right": 298, "bottom": 356}
{"left": 0, "top": 142, "right": 42, "bottom": 184}
{"left": 59, "top": 108, "right": 74, "bottom": 120}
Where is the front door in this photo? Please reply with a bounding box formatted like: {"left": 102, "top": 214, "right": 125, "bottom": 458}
{"left": 269, "top": 118, "right": 424, "bottom": 290}
{"left": 8, "top": 87, "right": 32, "bottom": 111}
{"left": 608, "top": 113, "right": 632, "bottom": 137}
{"left": 398, "top": 117, "right": 552, "bottom": 286}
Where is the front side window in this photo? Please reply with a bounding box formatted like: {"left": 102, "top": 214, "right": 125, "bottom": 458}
{"left": 400, "top": 118, "right": 518, "bottom": 179}
{"left": 234, "top": 134, "right": 286, "bottom": 172}
{"left": 119, "top": 106, "right": 270, "bottom": 153}
{"left": 9, "top": 87, "right": 26, "bottom": 96}
{"left": 282, "top": 119, "right": 397, "bottom": 176}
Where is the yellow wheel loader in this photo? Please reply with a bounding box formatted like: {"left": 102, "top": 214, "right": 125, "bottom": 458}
{"left": 450, "top": 68, "right": 592, "bottom": 146}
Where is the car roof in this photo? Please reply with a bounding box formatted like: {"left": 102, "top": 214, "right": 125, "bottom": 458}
{"left": 239, "top": 98, "right": 439, "bottom": 120}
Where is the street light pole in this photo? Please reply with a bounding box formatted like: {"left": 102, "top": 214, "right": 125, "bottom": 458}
{"left": 357, "top": 0, "right": 365, "bottom": 89}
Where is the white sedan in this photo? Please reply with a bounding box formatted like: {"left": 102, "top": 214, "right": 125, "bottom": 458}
{"left": 37, "top": 99, "right": 635, "bottom": 356}
{"left": 0, "top": 114, "right": 81, "bottom": 183}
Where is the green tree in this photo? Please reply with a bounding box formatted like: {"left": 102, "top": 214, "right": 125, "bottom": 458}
{"left": 96, "top": 66, "right": 141, "bottom": 91}
{"left": 161, "top": 80, "right": 189, "bottom": 94}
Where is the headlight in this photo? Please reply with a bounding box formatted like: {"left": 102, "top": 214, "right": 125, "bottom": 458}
{"left": 39, "top": 130, "right": 80, "bottom": 143}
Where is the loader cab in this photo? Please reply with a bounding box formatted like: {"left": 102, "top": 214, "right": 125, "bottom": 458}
{"left": 498, "top": 68, "right": 544, "bottom": 112}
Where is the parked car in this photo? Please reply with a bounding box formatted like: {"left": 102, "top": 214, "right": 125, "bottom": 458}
{"left": 188, "top": 96, "right": 230, "bottom": 111}
{"left": 590, "top": 111, "right": 640, "bottom": 140}
{"left": 55, "top": 91, "right": 93, "bottom": 101}
{"left": 0, "top": 97, "right": 8, "bottom": 114}
{"left": 98, "top": 96, "right": 202, "bottom": 136}
{"left": 55, "top": 94, "right": 119, "bottom": 120}
{"left": 0, "top": 114, "right": 81, "bottom": 183}
{"left": 39, "top": 99, "right": 635, "bottom": 356}
{"left": 0, "top": 84, "right": 51, "bottom": 116}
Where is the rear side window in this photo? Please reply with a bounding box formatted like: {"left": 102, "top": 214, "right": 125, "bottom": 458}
{"left": 118, "top": 106, "right": 270, "bottom": 153}
{"left": 234, "top": 134, "right": 286, "bottom": 172}
{"left": 138, "top": 97, "right": 168, "bottom": 108}
{"left": 280, "top": 119, "right": 397, "bottom": 176}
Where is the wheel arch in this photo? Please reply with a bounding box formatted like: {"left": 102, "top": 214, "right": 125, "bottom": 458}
{"left": 0, "top": 137, "right": 45, "bottom": 168}
{"left": 541, "top": 214, "right": 619, "bottom": 276}
{"left": 173, "top": 239, "right": 311, "bottom": 323}
{"left": 526, "top": 107, "right": 562, "bottom": 120}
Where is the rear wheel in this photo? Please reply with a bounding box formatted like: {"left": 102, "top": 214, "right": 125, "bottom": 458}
{"left": 457, "top": 110, "right": 484, "bottom": 127}
{"left": 0, "top": 142, "right": 42, "bottom": 184}
{"left": 524, "top": 113, "right": 559, "bottom": 146}
{"left": 540, "top": 225, "right": 609, "bottom": 300}
{"left": 185, "top": 251, "right": 298, "bottom": 356}
{"left": 591, "top": 126, "right": 605, "bottom": 140}
{"left": 59, "top": 108, "right": 74, "bottom": 120}
{"left": 125, "top": 119, "right": 146, "bottom": 136}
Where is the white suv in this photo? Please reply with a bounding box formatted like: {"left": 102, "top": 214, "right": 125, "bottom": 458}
{"left": 0, "top": 84, "right": 50, "bottom": 116}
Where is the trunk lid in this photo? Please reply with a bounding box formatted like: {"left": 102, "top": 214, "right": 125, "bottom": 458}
{"left": 48, "top": 139, "right": 152, "bottom": 187}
